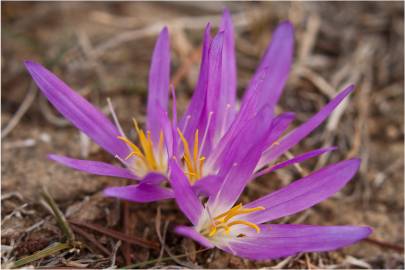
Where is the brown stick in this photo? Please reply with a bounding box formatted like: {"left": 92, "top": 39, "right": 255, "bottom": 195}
{"left": 121, "top": 201, "right": 132, "bottom": 265}
{"left": 68, "top": 219, "right": 159, "bottom": 250}
{"left": 364, "top": 237, "right": 404, "bottom": 253}
{"left": 70, "top": 224, "right": 111, "bottom": 257}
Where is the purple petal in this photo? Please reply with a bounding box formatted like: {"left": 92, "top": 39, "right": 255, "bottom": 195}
{"left": 175, "top": 226, "right": 214, "bottom": 248}
{"left": 170, "top": 85, "right": 179, "bottom": 158}
{"left": 207, "top": 107, "right": 275, "bottom": 210}
{"left": 147, "top": 27, "right": 170, "bottom": 142}
{"left": 141, "top": 172, "right": 167, "bottom": 185}
{"left": 104, "top": 183, "right": 174, "bottom": 203}
{"left": 192, "top": 175, "right": 222, "bottom": 197}
{"left": 217, "top": 22, "right": 293, "bottom": 154}
{"left": 168, "top": 159, "right": 203, "bottom": 225}
{"left": 24, "top": 61, "right": 128, "bottom": 158}
{"left": 215, "top": 106, "right": 273, "bottom": 176}
{"left": 48, "top": 154, "right": 138, "bottom": 180}
{"left": 254, "top": 146, "right": 337, "bottom": 178}
{"left": 210, "top": 111, "right": 292, "bottom": 178}
{"left": 244, "top": 159, "right": 361, "bottom": 224}
{"left": 216, "top": 8, "right": 237, "bottom": 136}
{"left": 179, "top": 24, "right": 211, "bottom": 142}
{"left": 261, "top": 85, "right": 355, "bottom": 165}
{"left": 241, "top": 21, "right": 294, "bottom": 115}
{"left": 203, "top": 31, "right": 225, "bottom": 151}
{"left": 156, "top": 103, "right": 174, "bottom": 157}
{"left": 224, "top": 224, "right": 371, "bottom": 260}
{"left": 260, "top": 112, "right": 295, "bottom": 154}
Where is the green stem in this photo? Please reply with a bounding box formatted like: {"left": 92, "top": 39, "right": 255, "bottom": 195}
{"left": 41, "top": 188, "right": 75, "bottom": 242}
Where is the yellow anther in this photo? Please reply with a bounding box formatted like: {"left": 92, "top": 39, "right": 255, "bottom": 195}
{"left": 271, "top": 140, "right": 280, "bottom": 146}
{"left": 208, "top": 225, "right": 217, "bottom": 237}
{"left": 117, "top": 118, "right": 166, "bottom": 175}
{"left": 206, "top": 203, "right": 264, "bottom": 238}
{"left": 132, "top": 118, "right": 141, "bottom": 134}
{"left": 158, "top": 131, "right": 164, "bottom": 165}
{"left": 199, "top": 157, "right": 205, "bottom": 177}
{"left": 177, "top": 128, "right": 205, "bottom": 184}
{"left": 227, "top": 220, "right": 261, "bottom": 233}
{"left": 223, "top": 206, "right": 265, "bottom": 222}
{"left": 193, "top": 130, "right": 199, "bottom": 163}
{"left": 117, "top": 136, "right": 145, "bottom": 160}
{"left": 214, "top": 203, "right": 243, "bottom": 220}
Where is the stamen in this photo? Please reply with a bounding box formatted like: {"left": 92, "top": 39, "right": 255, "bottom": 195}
{"left": 116, "top": 119, "right": 167, "bottom": 175}
{"left": 205, "top": 203, "right": 265, "bottom": 238}
{"left": 114, "top": 154, "right": 128, "bottom": 166}
{"left": 158, "top": 131, "right": 164, "bottom": 168}
{"left": 107, "top": 98, "right": 126, "bottom": 137}
{"left": 181, "top": 115, "right": 192, "bottom": 134}
{"left": 208, "top": 225, "right": 217, "bottom": 237}
{"left": 214, "top": 203, "right": 243, "bottom": 220}
{"left": 227, "top": 220, "right": 261, "bottom": 233}
{"left": 117, "top": 136, "right": 144, "bottom": 160}
{"left": 223, "top": 206, "right": 265, "bottom": 222}
{"left": 177, "top": 128, "right": 193, "bottom": 173}
{"left": 177, "top": 128, "right": 206, "bottom": 183}
{"left": 193, "top": 130, "right": 199, "bottom": 165}
{"left": 271, "top": 140, "right": 280, "bottom": 146}
{"left": 199, "top": 157, "right": 205, "bottom": 177}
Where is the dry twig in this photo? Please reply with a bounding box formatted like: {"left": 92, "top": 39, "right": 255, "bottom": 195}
{"left": 1, "top": 82, "right": 37, "bottom": 139}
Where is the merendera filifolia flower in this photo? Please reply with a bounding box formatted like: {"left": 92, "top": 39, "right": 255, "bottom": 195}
{"left": 169, "top": 157, "right": 371, "bottom": 260}
{"left": 25, "top": 9, "right": 357, "bottom": 205}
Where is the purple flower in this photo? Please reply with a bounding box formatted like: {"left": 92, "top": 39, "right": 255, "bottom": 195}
{"left": 26, "top": 9, "right": 360, "bottom": 208}
{"left": 169, "top": 157, "right": 371, "bottom": 260}
{"left": 24, "top": 27, "right": 174, "bottom": 202}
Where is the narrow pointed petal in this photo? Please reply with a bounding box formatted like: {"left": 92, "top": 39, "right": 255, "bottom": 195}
{"left": 175, "top": 226, "right": 214, "bottom": 248}
{"left": 210, "top": 111, "right": 292, "bottom": 179}
{"left": 254, "top": 146, "right": 337, "bottom": 179}
{"left": 241, "top": 21, "right": 294, "bottom": 114}
{"left": 192, "top": 175, "right": 221, "bottom": 197}
{"left": 156, "top": 103, "right": 174, "bottom": 157}
{"left": 261, "top": 85, "right": 355, "bottom": 165}
{"left": 170, "top": 85, "right": 179, "bottom": 158}
{"left": 203, "top": 32, "right": 225, "bottom": 150}
{"left": 141, "top": 172, "right": 167, "bottom": 185}
{"left": 224, "top": 224, "right": 371, "bottom": 260}
{"left": 260, "top": 112, "right": 295, "bottom": 153}
{"left": 207, "top": 107, "right": 275, "bottom": 210}
{"left": 244, "top": 159, "right": 360, "bottom": 224}
{"left": 168, "top": 159, "right": 203, "bottom": 225}
{"left": 104, "top": 183, "right": 174, "bottom": 203}
{"left": 48, "top": 154, "right": 138, "bottom": 180}
{"left": 220, "top": 22, "right": 293, "bottom": 148}
{"left": 215, "top": 106, "right": 273, "bottom": 177}
{"left": 180, "top": 24, "right": 211, "bottom": 142}
{"left": 24, "top": 61, "right": 128, "bottom": 158}
{"left": 217, "top": 8, "right": 237, "bottom": 135}
{"left": 147, "top": 27, "right": 170, "bottom": 142}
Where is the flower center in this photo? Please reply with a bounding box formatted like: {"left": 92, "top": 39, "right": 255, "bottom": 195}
{"left": 118, "top": 118, "right": 166, "bottom": 176}
{"left": 177, "top": 128, "right": 206, "bottom": 184}
{"left": 204, "top": 203, "right": 265, "bottom": 237}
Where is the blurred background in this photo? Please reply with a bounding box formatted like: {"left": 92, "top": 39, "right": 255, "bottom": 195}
{"left": 2, "top": 2, "right": 404, "bottom": 268}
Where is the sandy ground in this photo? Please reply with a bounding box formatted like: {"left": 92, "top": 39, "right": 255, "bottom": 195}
{"left": 2, "top": 2, "right": 404, "bottom": 268}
